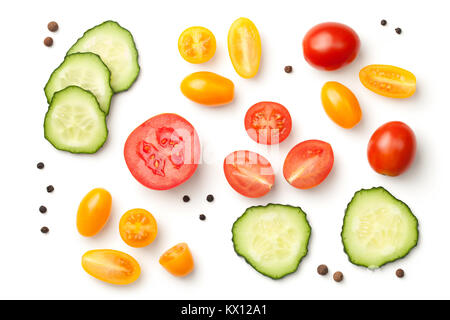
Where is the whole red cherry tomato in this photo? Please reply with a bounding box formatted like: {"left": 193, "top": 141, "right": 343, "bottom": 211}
{"left": 367, "top": 121, "right": 416, "bottom": 177}
{"left": 303, "top": 22, "right": 360, "bottom": 71}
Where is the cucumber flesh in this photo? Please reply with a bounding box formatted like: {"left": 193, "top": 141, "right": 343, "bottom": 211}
{"left": 67, "top": 20, "right": 140, "bottom": 93}
{"left": 232, "top": 204, "right": 311, "bottom": 279}
{"left": 341, "top": 187, "right": 419, "bottom": 269}
{"left": 44, "top": 53, "right": 113, "bottom": 114}
{"left": 44, "top": 86, "right": 108, "bottom": 154}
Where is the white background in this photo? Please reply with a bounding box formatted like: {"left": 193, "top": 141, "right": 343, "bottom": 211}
{"left": 0, "top": 0, "right": 448, "bottom": 300}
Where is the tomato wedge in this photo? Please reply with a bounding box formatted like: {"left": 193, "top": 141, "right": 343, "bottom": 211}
{"left": 245, "top": 101, "right": 292, "bottom": 145}
{"left": 228, "top": 17, "right": 261, "bottom": 78}
{"left": 77, "top": 188, "right": 112, "bottom": 237}
{"left": 119, "top": 209, "right": 158, "bottom": 248}
{"left": 178, "top": 26, "right": 216, "bottom": 64}
{"left": 359, "top": 65, "right": 416, "bottom": 98}
{"left": 321, "top": 81, "right": 362, "bottom": 129}
{"left": 181, "top": 71, "right": 234, "bottom": 107}
{"left": 224, "top": 150, "right": 275, "bottom": 198}
{"left": 283, "top": 140, "right": 334, "bottom": 189}
{"left": 82, "top": 249, "right": 140, "bottom": 285}
{"left": 124, "top": 113, "right": 201, "bottom": 190}
{"left": 159, "top": 243, "right": 194, "bottom": 277}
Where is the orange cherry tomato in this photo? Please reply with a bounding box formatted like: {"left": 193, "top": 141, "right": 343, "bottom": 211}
{"left": 321, "top": 81, "right": 362, "bottom": 129}
{"left": 359, "top": 65, "right": 416, "bottom": 98}
{"left": 77, "top": 188, "right": 112, "bottom": 237}
{"left": 178, "top": 26, "right": 216, "bottom": 64}
{"left": 228, "top": 17, "right": 261, "bottom": 78}
{"left": 82, "top": 249, "right": 141, "bottom": 285}
{"left": 159, "top": 243, "right": 194, "bottom": 277}
{"left": 180, "top": 71, "right": 234, "bottom": 106}
{"left": 119, "top": 209, "right": 158, "bottom": 248}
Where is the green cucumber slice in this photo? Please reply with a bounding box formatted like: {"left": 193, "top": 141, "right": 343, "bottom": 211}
{"left": 67, "top": 20, "right": 140, "bottom": 93}
{"left": 232, "top": 204, "right": 311, "bottom": 279}
{"left": 341, "top": 187, "right": 419, "bottom": 269}
{"left": 44, "top": 52, "right": 113, "bottom": 114}
{"left": 44, "top": 86, "right": 108, "bottom": 154}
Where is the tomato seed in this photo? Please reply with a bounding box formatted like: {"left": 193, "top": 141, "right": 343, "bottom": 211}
{"left": 41, "top": 226, "right": 49, "bottom": 234}
{"left": 37, "top": 162, "right": 45, "bottom": 169}
{"left": 39, "top": 206, "right": 47, "bottom": 214}
{"left": 199, "top": 214, "right": 206, "bottom": 221}
{"left": 46, "top": 185, "right": 54, "bottom": 193}
{"left": 206, "top": 194, "right": 214, "bottom": 202}
{"left": 183, "top": 195, "right": 190, "bottom": 202}
{"left": 44, "top": 37, "right": 53, "bottom": 47}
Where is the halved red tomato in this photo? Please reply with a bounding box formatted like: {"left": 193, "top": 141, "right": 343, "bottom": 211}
{"left": 244, "top": 102, "right": 292, "bottom": 145}
{"left": 283, "top": 140, "right": 334, "bottom": 189}
{"left": 224, "top": 150, "right": 275, "bottom": 198}
{"left": 124, "top": 113, "right": 201, "bottom": 190}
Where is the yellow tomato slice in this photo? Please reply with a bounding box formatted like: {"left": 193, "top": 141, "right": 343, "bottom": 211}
{"left": 119, "top": 209, "right": 158, "bottom": 248}
{"left": 178, "top": 26, "right": 216, "bottom": 64}
{"left": 321, "top": 81, "right": 362, "bottom": 129}
{"left": 359, "top": 65, "right": 416, "bottom": 98}
{"left": 82, "top": 249, "right": 140, "bottom": 285}
{"left": 228, "top": 17, "right": 261, "bottom": 78}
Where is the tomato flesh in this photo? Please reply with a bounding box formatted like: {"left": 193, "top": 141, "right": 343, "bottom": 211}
{"left": 82, "top": 249, "right": 140, "bottom": 285}
{"left": 303, "top": 22, "right": 360, "bottom": 71}
{"left": 368, "top": 121, "right": 416, "bottom": 176}
{"left": 181, "top": 71, "right": 234, "bottom": 106}
{"left": 283, "top": 140, "right": 334, "bottom": 189}
{"left": 159, "top": 243, "right": 194, "bottom": 277}
{"left": 119, "top": 209, "right": 158, "bottom": 248}
{"left": 244, "top": 101, "right": 292, "bottom": 145}
{"left": 223, "top": 150, "right": 275, "bottom": 198}
{"left": 359, "top": 65, "right": 416, "bottom": 98}
{"left": 124, "top": 113, "right": 201, "bottom": 190}
{"left": 77, "top": 188, "right": 112, "bottom": 237}
{"left": 228, "top": 17, "right": 261, "bottom": 78}
{"left": 178, "top": 26, "right": 216, "bottom": 64}
{"left": 321, "top": 81, "right": 362, "bottom": 129}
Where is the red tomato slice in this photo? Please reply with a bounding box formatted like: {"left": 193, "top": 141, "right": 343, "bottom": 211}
{"left": 223, "top": 150, "right": 275, "bottom": 198}
{"left": 244, "top": 102, "right": 292, "bottom": 145}
{"left": 124, "top": 113, "right": 201, "bottom": 190}
{"left": 283, "top": 140, "right": 334, "bottom": 189}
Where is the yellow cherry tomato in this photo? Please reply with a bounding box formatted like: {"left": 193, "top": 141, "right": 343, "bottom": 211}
{"left": 159, "top": 243, "right": 194, "bottom": 277}
{"left": 119, "top": 209, "right": 158, "bottom": 248}
{"left": 82, "top": 249, "right": 140, "bottom": 285}
{"left": 180, "top": 71, "right": 234, "bottom": 106}
{"left": 359, "top": 64, "right": 416, "bottom": 98}
{"left": 178, "top": 26, "right": 216, "bottom": 64}
{"left": 77, "top": 188, "right": 112, "bottom": 237}
{"left": 321, "top": 81, "right": 362, "bottom": 129}
{"left": 228, "top": 17, "right": 261, "bottom": 78}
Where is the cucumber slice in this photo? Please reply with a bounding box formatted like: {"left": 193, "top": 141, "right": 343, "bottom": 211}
{"left": 67, "top": 20, "right": 140, "bottom": 93}
{"left": 44, "top": 53, "right": 113, "bottom": 114}
{"left": 232, "top": 204, "right": 311, "bottom": 279}
{"left": 341, "top": 187, "right": 419, "bottom": 269}
{"left": 44, "top": 86, "right": 108, "bottom": 154}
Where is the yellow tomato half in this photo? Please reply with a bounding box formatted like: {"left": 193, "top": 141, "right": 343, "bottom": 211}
{"left": 180, "top": 71, "right": 234, "bottom": 106}
{"left": 77, "top": 188, "right": 112, "bottom": 237}
{"left": 228, "top": 17, "right": 261, "bottom": 78}
{"left": 82, "top": 249, "right": 140, "bottom": 285}
{"left": 178, "top": 26, "right": 216, "bottom": 64}
{"left": 321, "top": 81, "right": 362, "bottom": 129}
{"left": 359, "top": 64, "right": 416, "bottom": 98}
{"left": 119, "top": 209, "right": 158, "bottom": 248}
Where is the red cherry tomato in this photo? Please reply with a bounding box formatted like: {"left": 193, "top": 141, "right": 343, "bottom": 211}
{"left": 244, "top": 102, "right": 292, "bottom": 145}
{"left": 283, "top": 140, "right": 334, "bottom": 189}
{"left": 224, "top": 150, "right": 275, "bottom": 198}
{"left": 303, "top": 22, "right": 360, "bottom": 71}
{"left": 124, "top": 113, "right": 201, "bottom": 190}
{"left": 367, "top": 121, "right": 416, "bottom": 177}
